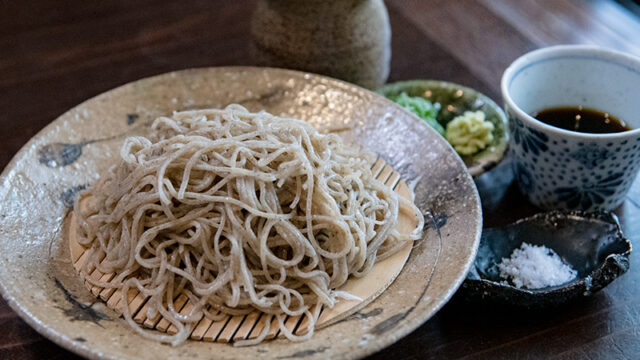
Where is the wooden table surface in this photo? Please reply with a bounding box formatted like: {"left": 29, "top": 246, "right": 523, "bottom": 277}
{"left": 2, "top": 0, "right": 640, "bottom": 359}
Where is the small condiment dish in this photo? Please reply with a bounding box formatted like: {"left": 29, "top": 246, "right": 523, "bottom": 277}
{"left": 379, "top": 80, "right": 509, "bottom": 176}
{"left": 461, "top": 210, "right": 631, "bottom": 308}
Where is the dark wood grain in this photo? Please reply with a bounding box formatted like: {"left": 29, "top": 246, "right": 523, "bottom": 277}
{"left": 1, "top": 0, "right": 639, "bottom": 359}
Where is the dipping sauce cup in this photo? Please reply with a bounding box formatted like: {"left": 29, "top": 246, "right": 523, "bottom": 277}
{"left": 501, "top": 45, "right": 640, "bottom": 211}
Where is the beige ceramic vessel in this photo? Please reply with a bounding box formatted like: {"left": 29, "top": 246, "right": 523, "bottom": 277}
{"left": 0, "top": 67, "right": 480, "bottom": 359}
{"left": 251, "top": 0, "right": 391, "bottom": 89}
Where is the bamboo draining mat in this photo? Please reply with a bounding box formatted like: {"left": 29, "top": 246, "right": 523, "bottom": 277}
{"left": 68, "top": 157, "right": 420, "bottom": 343}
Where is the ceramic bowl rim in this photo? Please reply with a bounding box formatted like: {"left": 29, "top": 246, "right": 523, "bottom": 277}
{"left": 501, "top": 45, "right": 640, "bottom": 140}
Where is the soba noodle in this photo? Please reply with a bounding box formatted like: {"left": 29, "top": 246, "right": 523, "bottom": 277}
{"left": 74, "top": 105, "right": 424, "bottom": 346}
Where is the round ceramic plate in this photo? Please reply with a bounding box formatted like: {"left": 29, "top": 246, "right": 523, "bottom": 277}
{"left": 0, "top": 67, "right": 481, "bottom": 360}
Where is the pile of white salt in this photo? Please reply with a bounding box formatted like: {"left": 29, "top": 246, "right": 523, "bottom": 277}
{"left": 497, "top": 243, "right": 577, "bottom": 289}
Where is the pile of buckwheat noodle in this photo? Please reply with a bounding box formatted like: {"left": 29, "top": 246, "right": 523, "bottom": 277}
{"left": 74, "top": 104, "right": 424, "bottom": 346}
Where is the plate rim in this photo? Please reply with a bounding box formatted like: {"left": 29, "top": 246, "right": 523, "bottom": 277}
{"left": 0, "top": 66, "right": 482, "bottom": 360}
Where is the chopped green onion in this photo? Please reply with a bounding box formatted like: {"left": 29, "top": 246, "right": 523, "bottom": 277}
{"left": 387, "top": 92, "right": 445, "bottom": 136}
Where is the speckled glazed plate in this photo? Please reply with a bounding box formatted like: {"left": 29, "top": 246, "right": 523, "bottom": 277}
{"left": 0, "top": 67, "right": 481, "bottom": 360}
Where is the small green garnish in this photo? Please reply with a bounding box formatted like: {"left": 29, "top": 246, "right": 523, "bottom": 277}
{"left": 445, "top": 110, "right": 494, "bottom": 155}
{"left": 387, "top": 92, "right": 445, "bottom": 136}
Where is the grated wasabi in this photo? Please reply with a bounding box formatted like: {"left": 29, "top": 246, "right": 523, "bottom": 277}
{"left": 445, "top": 110, "right": 494, "bottom": 155}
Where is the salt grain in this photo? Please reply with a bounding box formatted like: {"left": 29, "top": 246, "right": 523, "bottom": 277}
{"left": 497, "top": 243, "right": 577, "bottom": 289}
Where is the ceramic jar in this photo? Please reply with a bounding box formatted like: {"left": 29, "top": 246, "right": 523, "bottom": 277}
{"left": 250, "top": 0, "right": 391, "bottom": 89}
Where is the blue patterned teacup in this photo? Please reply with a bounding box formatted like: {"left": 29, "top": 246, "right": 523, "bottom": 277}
{"left": 501, "top": 45, "right": 640, "bottom": 211}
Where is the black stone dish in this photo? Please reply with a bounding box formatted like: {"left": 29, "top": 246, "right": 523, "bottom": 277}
{"left": 461, "top": 211, "right": 631, "bottom": 308}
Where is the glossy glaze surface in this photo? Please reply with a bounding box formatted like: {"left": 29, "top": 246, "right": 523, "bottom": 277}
{"left": 0, "top": 67, "right": 480, "bottom": 360}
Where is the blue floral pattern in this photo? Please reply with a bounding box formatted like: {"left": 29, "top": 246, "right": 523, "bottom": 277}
{"left": 570, "top": 144, "right": 612, "bottom": 169}
{"left": 514, "top": 162, "right": 534, "bottom": 194}
{"left": 510, "top": 115, "right": 549, "bottom": 156}
{"left": 554, "top": 172, "right": 624, "bottom": 209}
{"left": 508, "top": 108, "right": 639, "bottom": 211}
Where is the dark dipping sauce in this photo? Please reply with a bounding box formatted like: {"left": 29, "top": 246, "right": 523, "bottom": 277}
{"left": 533, "top": 106, "right": 631, "bottom": 134}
